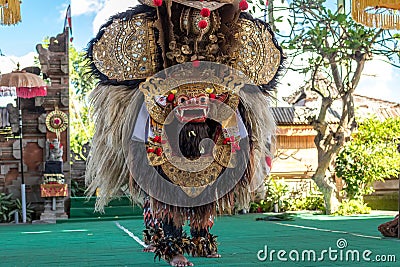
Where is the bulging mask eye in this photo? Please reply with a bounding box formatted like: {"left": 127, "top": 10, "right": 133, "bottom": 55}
{"left": 177, "top": 95, "right": 188, "bottom": 104}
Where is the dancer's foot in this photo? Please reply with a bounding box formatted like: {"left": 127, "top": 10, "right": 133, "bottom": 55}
{"left": 142, "top": 245, "right": 156, "bottom": 252}
{"left": 169, "top": 254, "right": 194, "bottom": 266}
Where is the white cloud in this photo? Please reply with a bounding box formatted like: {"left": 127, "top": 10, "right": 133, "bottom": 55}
{"left": 70, "top": 0, "right": 105, "bottom": 16}
{"left": 92, "top": 0, "right": 139, "bottom": 34}
{"left": 356, "top": 55, "right": 399, "bottom": 103}
{"left": 0, "top": 52, "right": 37, "bottom": 74}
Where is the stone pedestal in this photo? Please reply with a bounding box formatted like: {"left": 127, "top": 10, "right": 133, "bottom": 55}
{"left": 39, "top": 197, "right": 68, "bottom": 223}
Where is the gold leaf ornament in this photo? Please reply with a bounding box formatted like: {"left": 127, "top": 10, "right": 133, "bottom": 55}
{"left": 46, "top": 108, "right": 68, "bottom": 138}
{"left": 92, "top": 14, "right": 158, "bottom": 81}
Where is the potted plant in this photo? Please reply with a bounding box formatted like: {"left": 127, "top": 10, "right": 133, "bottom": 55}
{"left": 266, "top": 178, "right": 289, "bottom": 213}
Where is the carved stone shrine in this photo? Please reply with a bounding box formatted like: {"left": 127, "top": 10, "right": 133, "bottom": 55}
{"left": 0, "top": 30, "right": 70, "bottom": 223}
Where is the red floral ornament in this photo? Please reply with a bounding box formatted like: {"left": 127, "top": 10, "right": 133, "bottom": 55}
{"left": 223, "top": 136, "right": 235, "bottom": 145}
{"left": 231, "top": 142, "right": 241, "bottom": 152}
{"left": 239, "top": 0, "right": 249, "bottom": 11}
{"left": 198, "top": 20, "right": 208, "bottom": 29}
{"left": 200, "top": 8, "right": 211, "bottom": 18}
{"left": 209, "top": 93, "right": 216, "bottom": 99}
{"left": 153, "top": 0, "right": 163, "bottom": 7}
{"left": 153, "top": 136, "right": 162, "bottom": 143}
{"left": 155, "top": 147, "right": 163, "bottom": 156}
{"left": 147, "top": 147, "right": 155, "bottom": 153}
{"left": 167, "top": 93, "right": 175, "bottom": 102}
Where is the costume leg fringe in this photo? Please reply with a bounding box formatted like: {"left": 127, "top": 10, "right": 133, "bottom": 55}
{"left": 153, "top": 233, "right": 193, "bottom": 262}
{"left": 143, "top": 226, "right": 164, "bottom": 246}
{"left": 191, "top": 234, "right": 218, "bottom": 257}
{"left": 150, "top": 232, "right": 218, "bottom": 261}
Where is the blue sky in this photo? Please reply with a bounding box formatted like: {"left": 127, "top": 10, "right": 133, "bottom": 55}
{"left": 0, "top": 0, "right": 399, "bottom": 103}
{"left": 0, "top": 0, "right": 97, "bottom": 56}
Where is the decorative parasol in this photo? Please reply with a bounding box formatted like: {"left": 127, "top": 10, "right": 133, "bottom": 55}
{"left": 0, "top": 69, "right": 47, "bottom": 223}
{"left": 352, "top": 0, "right": 400, "bottom": 30}
{"left": 0, "top": 70, "right": 47, "bottom": 98}
{"left": 0, "top": 0, "right": 21, "bottom": 25}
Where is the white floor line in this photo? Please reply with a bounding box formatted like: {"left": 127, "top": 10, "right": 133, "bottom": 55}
{"left": 274, "top": 222, "right": 385, "bottom": 240}
{"left": 61, "top": 229, "right": 88, "bottom": 232}
{"left": 115, "top": 221, "right": 148, "bottom": 248}
{"left": 21, "top": 231, "right": 52, "bottom": 234}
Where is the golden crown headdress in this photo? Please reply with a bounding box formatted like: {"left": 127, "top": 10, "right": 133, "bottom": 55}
{"left": 91, "top": 1, "right": 282, "bottom": 85}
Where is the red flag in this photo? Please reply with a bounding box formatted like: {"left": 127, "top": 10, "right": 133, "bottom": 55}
{"left": 64, "top": 5, "right": 73, "bottom": 42}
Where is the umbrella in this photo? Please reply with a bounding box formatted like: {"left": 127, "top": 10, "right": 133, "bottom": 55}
{"left": 0, "top": 70, "right": 47, "bottom": 98}
{"left": 0, "top": 70, "right": 47, "bottom": 223}
{"left": 0, "top": 0, "right": 22, "bottom": 25}
{"left": 352, "top": 0, "right": 400, "bottom": 30}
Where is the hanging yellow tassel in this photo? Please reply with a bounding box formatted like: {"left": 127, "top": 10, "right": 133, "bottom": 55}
{"left": 0, "top": 0, "right": 22, "bottom": 25}
{"left": 352, "top": 0, "right": 400, "bottom": 30}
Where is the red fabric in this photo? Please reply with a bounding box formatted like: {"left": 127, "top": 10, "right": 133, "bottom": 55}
{"left": 266, "top": 156, "right": 272, "bottom": 168}
{"left": 40, "top": 184, "right": 68, "bottom": 197}
{"left": 64, "top": 5, "right": 73, "bottom": 40}
{"left": 16, "top": 86, "right": 47, "bottom": 99}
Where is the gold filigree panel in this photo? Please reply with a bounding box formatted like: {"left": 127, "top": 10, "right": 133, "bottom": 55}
{"left": 92, "top": 15, "right": 157, "bottom": 80}
{"left": 162, "top": 160, "right": 223, "bottom": 187}
{"left": 234, "top": 18, "right": 281, "bottom": 85}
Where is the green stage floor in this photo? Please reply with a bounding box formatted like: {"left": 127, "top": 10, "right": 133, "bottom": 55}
{"left": 1, "top": 212, "right": 400, "bottom": 266}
